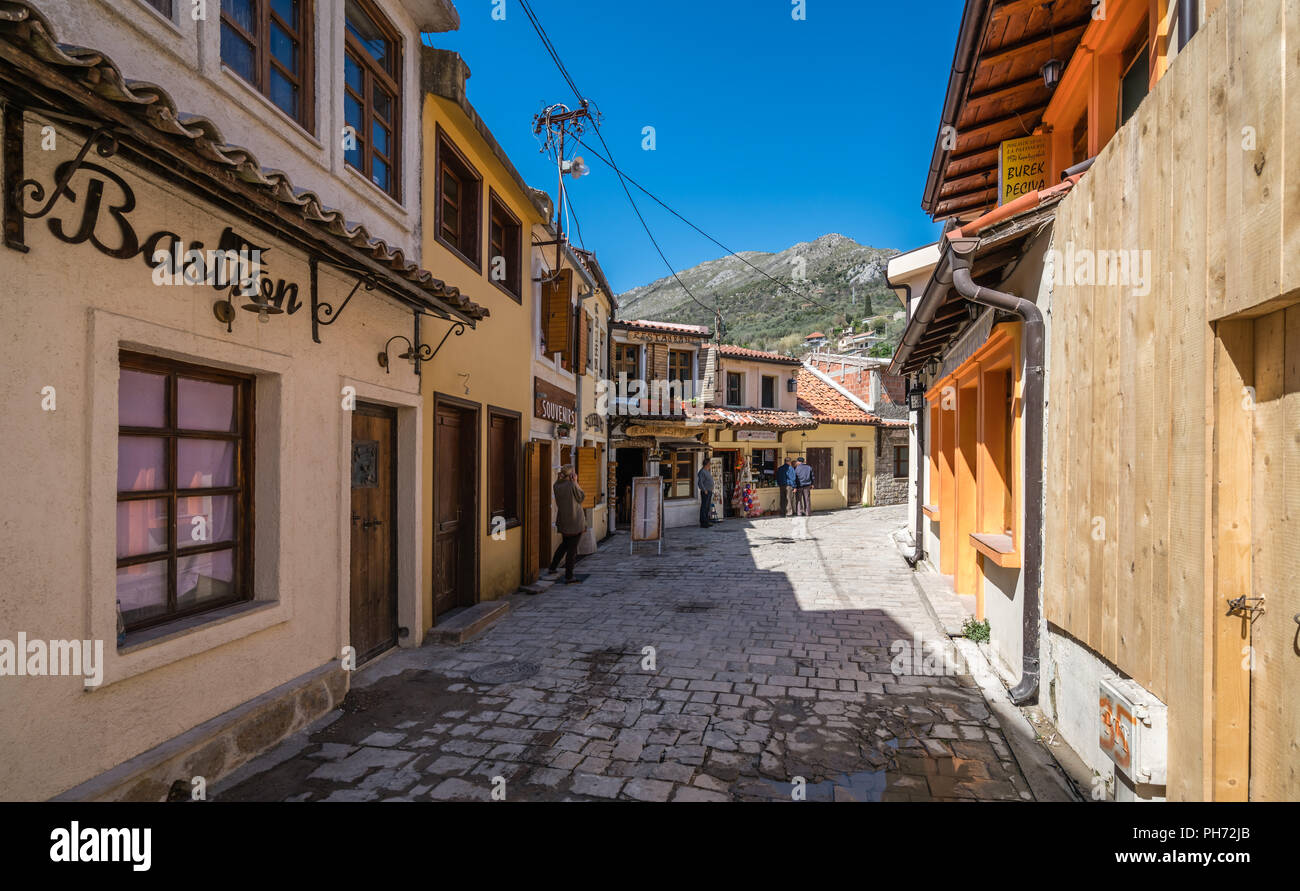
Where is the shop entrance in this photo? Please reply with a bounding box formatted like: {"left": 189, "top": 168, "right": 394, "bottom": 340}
{"left": 349, "top": 403, "right": 397, "bottom": 665}
{"left": 715, "top": 449, "right": 739, "bottom": 517}
{"left": 433, "top": 397, "right": 479, "bottom": 622}
{"left": 525, "top": 440, "right": 552, "bottom": 581}
{"left": 614, "top": 448, "right": 645, "bottom": 528}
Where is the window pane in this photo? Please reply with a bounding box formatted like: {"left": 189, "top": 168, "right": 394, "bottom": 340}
{"left": 373, "top": 120, "right": 389, "bottom": 156}
{"left": 345, "top": 0, "right": 391, "bottom": 70}
{"left": 222, "top": 0, "right": 255, "bottom": 31}
{"left": 146, "top": 0, "right": 175, "bottom": 17}
{"left": 270, "top": 22, "right": 297, "bottom": 70}
{"left": 373, "top": 86, "right": 392, "bottom": 122}
{"left": 117, "top": 499, "right": 168, "bottom": 559}
{"left": 178, "top": 378, "right": 237, "bottom": 432}
{"left": 118, "top": 436, "right": 168, "bottom": 492}
{"left": 269, "top": 67, "right": 299, "bottom": 118}
{"left": 177, "top": 549, "right": 235, "bottom": 609}
{"left": 221, "top": 24, "right": 256, "bottom": 82}
{"left": 117, "top": 560, "right": 168, "bottom": 626}
{"left": 344, "top": 93, "right": 364, "bottom": 168}
{"left": 271, "top": 0, "right": 297, "bottom": 27}
{"left": 372, "top": 156, "right": 389, "bottom": 192}
{"left": 119, "top": 369, "right": 167, "bottom": 428}
{"left": 344, "top": 53, "right": 364, "bottom": 94}
{"left": 178, "top": 439, "right": 236, "bottom": 489}
{"left": 178, "top": 495, "right": 236, "bottom": 547}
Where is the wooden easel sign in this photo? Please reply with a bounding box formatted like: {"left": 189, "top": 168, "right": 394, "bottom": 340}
{"left": 630, "top": 476, "right": 663, "bottom": 554}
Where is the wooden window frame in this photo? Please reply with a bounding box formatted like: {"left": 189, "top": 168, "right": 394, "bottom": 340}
{"left": 668, "top": 349, "right": 692, "bottom": 384}
{"left": 435, "top": 125, "right": 482, "bottom": 271}
{"left": 344, "top": 0, "right": 402, "bottom": 199}
{"left": 761, "top": 374, "right": 777, "bottom": 409}
{"left": 486, "top": 407, "right": 522, "bottom": 532}
{"left": 613, "top": 343, "right": 640, "bottom": 381}
{"left": 660, "top": 450, "right": 695, "bottom": 500}
{"left": 220, "top": 0, "right": 316, "bottom": 132}
{"left": 893, "top": 443, "right": 909, "bottom": 479}
{"left": 116, "top": 351, "right": 256, "bottom": 634}
{"left": 487, "top": 187, "right": 522, "bottom": 302}
{"left": 726, "top": 371, "right": 742, "bottom": 407}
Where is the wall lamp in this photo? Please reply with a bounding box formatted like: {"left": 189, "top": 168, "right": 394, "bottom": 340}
{"left": 378, "top": 319, "right": 466, "bottom": 375}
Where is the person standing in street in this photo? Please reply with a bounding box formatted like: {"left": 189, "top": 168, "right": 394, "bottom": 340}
{"left": 547, "top": 465, "right": 586, "bottom": 583}
{"left": 793, "top": 455, "right": 814, "bottom": 517}
{"left": 696, "top": 453, "right": 715, "bottom": 527}
{"left": 777, "top": 456, "right": 796, "bottom": 517}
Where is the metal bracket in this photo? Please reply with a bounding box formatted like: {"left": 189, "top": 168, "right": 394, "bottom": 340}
{"left": 310, "top": 255, "right": 377, "bottom": 344}
{"left": 377, "top": 313, "right": 465, "bottom": 376}
{"left": 1227, "top": 595, "right": 1266, "bottom": 621}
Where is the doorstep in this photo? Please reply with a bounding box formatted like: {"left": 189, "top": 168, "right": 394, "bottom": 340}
{"left": 426, "top": 601, "right": 510, "bottom": 645}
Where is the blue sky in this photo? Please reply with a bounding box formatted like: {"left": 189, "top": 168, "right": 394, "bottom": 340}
{"left": 429, "top": 0, "right": 963, "bottom": 293}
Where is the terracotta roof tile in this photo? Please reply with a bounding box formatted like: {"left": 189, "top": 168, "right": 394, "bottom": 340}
{"left": 715, "top": 343, "right": 800, "bottom": 364}
{"left": 617, "top": 319, "right": 711, "bottom": 335}
{"left": 700, "top": 408, "right": 817, "bottom": 430}
{"left": 796, "top": 367, "right": 903, "bottom": 426}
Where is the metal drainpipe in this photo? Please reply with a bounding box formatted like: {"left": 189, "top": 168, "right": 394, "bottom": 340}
{"left": 1177, "top": 0, "right": 1199, "bottom": 51}
{"left": 887, "top": 270, "right": 926, "bottom": 567}
{"left": 947, "top": 236, "right": 1044, "bottom": 706}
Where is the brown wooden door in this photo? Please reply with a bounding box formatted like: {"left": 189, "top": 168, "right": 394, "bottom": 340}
{"left": 350, "top": 404, "right": 397, "bottom": 664}
{"left": 533, "top": 441, "right": 551, "bottom": 578}
{"left": 433, "top": 401, "right": 477, "bottom": 621}
{"left": 847, "top": 447, "right": 864, "bottom": 504}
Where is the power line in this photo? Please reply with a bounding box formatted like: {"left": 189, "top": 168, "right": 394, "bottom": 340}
{"left": 575, "top": 137, "right": 839, "bottom": 314}
{"left": 518, "top": 0, "right": 714, "bottom": 316}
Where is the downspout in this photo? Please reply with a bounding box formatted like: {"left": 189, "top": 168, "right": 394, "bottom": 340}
{"left": 1177, "top": 0, "right": 1199, "bottom": 51}
{"left": 947, "top": 235, "right": 1044, "bottom": 706}
{"left": 886, "top": 269, "right": 925, "bottom": 567}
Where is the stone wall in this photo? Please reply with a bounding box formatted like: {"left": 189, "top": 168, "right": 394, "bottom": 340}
{"left": 874, "top": 428, "right": 910, "bottom": 505}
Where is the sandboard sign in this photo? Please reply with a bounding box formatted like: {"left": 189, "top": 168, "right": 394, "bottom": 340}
{"left": 630, "top": 476, "right": 663, "bottom": 554}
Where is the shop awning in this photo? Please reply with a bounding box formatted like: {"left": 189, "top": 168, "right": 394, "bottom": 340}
{"left": 656, "top": 437, "right": 710, "bottom": 451}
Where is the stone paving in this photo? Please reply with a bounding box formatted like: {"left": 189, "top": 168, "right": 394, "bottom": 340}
{"left": 219, "top": 505, "right": 1035, "bottom": 802}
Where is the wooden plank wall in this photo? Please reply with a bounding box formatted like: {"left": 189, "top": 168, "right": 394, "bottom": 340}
{"left": 1041, "top": 0, "right": 1297, "bottom": 800}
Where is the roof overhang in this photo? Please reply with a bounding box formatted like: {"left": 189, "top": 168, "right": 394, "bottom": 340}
{"left": 0, "top": 0, "right": 486, "bottom": 325}
{"left": 404, "top": 0, "right": 460, "bottom": 33}
{"left": 890, "top": 193, "right": 1065, "bottom": 376}
{"left": 921, "top": 0, "right": 1095, "bottom": 223}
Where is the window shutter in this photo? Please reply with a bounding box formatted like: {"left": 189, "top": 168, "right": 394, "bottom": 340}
{"left": 649, "top": 343, "right": 668, "bottom": 382}
{"left": 543, "top": 269, "right": 573, "bottom": 364}
{"left": 578, "top": 446, "right": 599, "bottom": 508}
{"left": 578, "top": 312, "right": 589, "bottom": 375}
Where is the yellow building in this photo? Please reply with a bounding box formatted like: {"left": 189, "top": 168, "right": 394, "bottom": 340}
{"left": 417, "top": 48, "right": 553, "bottom": 621}
{"left": 701, "top": 347, "right": 905, "bottom": 516}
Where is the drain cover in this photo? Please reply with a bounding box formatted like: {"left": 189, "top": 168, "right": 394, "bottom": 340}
{"left": 469, "top": 660, "right": 539, "bottom": 684}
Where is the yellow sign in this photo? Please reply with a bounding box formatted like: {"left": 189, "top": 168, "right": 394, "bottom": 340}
{"left": 998, "top": 135, "right": 1050, "bottom": 205}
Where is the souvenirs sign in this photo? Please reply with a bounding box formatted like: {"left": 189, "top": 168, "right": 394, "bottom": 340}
{"left": 534, "top": 377, "right": 578, "bottom": 427}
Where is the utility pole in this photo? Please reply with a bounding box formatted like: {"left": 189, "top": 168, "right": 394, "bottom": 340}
{"left": 532, "top": 101, "right": 595, "bottom": 277}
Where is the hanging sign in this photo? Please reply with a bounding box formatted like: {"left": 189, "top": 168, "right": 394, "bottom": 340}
{"left": 998, "top": 134, "right": 1050, "bottom": 205}
{"left": 534, "top": 377, "right": 577, "bottom": 427}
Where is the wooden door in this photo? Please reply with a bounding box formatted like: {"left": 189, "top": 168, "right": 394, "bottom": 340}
{"left": 433, "top": 401, "right": 477, "bottom": 621}
{"left": 1212, "top": 310, "right": 1300, "bottom": 800}
{"left": 534, "top": 441, "right": 551, "bottom": 576}
{"left": 349, "top": 404, "right": 397, "bottom": 665}
{"left": 847, "top": 447, "right": 864, "bottom": 504}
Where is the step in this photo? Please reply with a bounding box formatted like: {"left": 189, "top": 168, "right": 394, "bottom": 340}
{"left": 426, "top": 601, "right": 510, "bottom": 645}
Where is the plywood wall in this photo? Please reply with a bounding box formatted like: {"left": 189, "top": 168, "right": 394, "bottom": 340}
{"left": 1042, "top": 0, "right": 1299, "bottom": 800}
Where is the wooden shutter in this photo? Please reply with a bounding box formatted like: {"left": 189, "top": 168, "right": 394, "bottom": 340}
{"left": 543, "top": 269, "right": 573, "bottom": 366}
{"left": 524, "top": 441, "right": 540, "bottom": 580}
{"left": 649, "top": 343, "right": 668, "bottom": 382}
{"left": 577, "top": 312, "right": 589, "bottom": 374}
{"left": 577, "top": 445, "right": 599, "bottom": 508}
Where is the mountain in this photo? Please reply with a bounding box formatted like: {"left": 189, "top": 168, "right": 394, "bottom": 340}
{"left": 615, "top": 234, "right": 904, "bottom": 356}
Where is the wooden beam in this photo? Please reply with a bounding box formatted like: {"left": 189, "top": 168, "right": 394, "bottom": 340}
{"left": 966, "top": 73, "right": 1050, "bottom": 107}
{"left": 976, "top": 20, "right": 1092, "bottom": 69}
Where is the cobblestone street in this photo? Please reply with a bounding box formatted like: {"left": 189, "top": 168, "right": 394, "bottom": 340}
{"left": 219, "top": 505, "right": 1038, "bottom": 802}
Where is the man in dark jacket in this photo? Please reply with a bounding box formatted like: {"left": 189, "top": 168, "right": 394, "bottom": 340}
{"left": 696, "top": 453, "right": 715, "bottom": 527}
{"left": 776, "top": 457, "right": 796, "bottom": 516}
{"left": 547, "top": 465, "right": 586, "bottom": 583}
{"left": 793, "top": 456, "right": 814, "bottom": 516}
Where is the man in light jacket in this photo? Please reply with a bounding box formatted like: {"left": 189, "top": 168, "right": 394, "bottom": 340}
{"left": 547, "top": 465, "right": 586, "bottom": 583}
{"left": 696, "top": 453, "right": 715, "bottom": 528}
